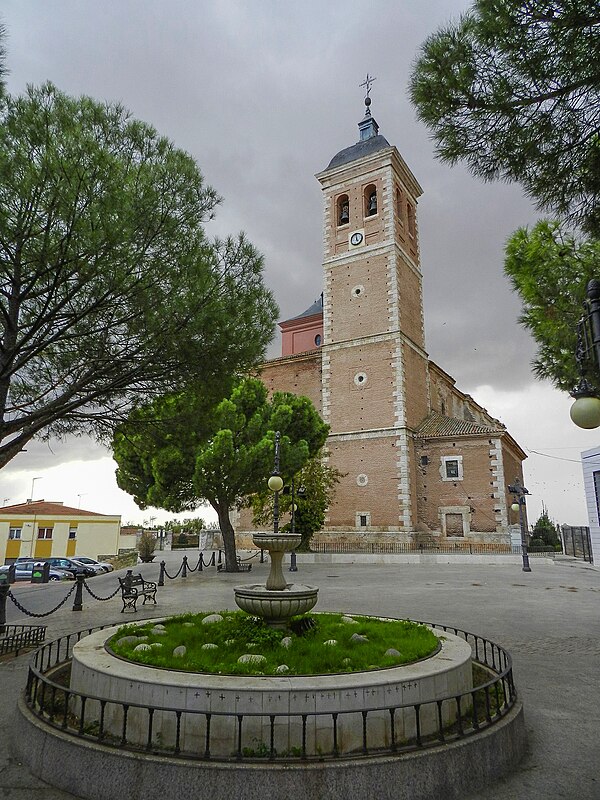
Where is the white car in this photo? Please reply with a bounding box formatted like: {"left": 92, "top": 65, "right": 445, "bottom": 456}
{"left": 70, "top": 556, "right": 114, "bottom": 573}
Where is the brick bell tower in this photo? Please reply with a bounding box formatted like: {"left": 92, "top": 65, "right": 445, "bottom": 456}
{"left": 315, "top": 79, "right": 429, "bottom": 533}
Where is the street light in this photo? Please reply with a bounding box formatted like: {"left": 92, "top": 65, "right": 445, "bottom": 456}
{"left": 29, "top": 477, "right": 42, "bottom": 501}
{"left": 570, "top": 280, "right": 600, "bottom": 428}
{"left": 267, "top": 431, "right": 284, "bottom": 534}
{"left": 508, "top": 477, "right": 532, "bottom": 573}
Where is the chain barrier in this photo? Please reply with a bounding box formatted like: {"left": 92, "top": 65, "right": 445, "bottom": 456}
{"left": 82, "top": 580, "right": 121, "bottom": 602}
{"left": 162, "top": 561, "right": 185, "bottom": 580}
{"left": 7, "top": 582, "right": 77, "bottom": 618}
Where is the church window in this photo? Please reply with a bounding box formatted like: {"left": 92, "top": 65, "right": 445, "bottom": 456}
{"left": 364, "top": 184, "right": 377, "bottom": 217}
{"left": 354, "top": 371, "right": 368, "bottom": 387}
{"left": 314, "top": 334, "right": 322, "bottom": 347}
{"left": 351, "top": 284, "right": 365, "bottom": 298}
{"left": 356, "top": 474, "right": 368, "bottom": 487}
{"left": 356, "top": 512, "right": 371, "bottom": 527}
{"left": 441, "top": 456, "right": 463, "bottom": 481}
{"left": 407, "top": 202, "right": 416, "bottom": 238}
{"left": 396, "top": 188, "right": 404, "bottom": 225}
{"left": 337, "top": 194, "right": 349, "bottom": 226}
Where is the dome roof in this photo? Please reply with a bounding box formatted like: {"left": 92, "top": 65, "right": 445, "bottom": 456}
{"left": 326, "top": 133, "right": 391, "bottom": 170}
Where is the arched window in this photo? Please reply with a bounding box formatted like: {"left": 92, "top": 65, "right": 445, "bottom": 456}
{"left": 364, "top": 184, "right": 377, "bottom": 217}
{"left": 337, "top": 194, "right": 349, "bottom": 226}
{"left": 396, "top": 188, "right": 404, "bottom": 226}
{"left": 407, "top": 201, "right": 416, "bottom": 238}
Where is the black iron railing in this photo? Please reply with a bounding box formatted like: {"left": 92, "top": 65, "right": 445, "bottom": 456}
{"left": 23, "top": 620, "right": 517, "bottom": 763}
{"left": 311, "top": 541, "right": 556, "bottom": 556}
{"left": 0, "top": 623, "right": 46, "bottom": 656}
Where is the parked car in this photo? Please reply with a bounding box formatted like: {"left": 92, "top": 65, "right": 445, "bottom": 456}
{"left": 0, "top": 562, "right": 74, "bottom": 582}
{"left": 15, "top": 556, "right": 97, "bottom": 578}
{"left": 70, "top": 556, "right": 114, "bottom": 573}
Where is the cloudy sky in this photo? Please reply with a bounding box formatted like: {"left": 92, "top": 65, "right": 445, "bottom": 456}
{"left": 1, "top": 0, "right": 596, "bottom": 527}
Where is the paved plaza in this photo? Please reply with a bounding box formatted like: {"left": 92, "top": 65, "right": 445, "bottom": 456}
{"left": 1, "top": 552, "right": 599, "bottom": 800}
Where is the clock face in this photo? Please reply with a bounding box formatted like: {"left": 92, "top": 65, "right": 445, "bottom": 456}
{"left": 350, "top": 231, "right": 364, "bottom": 246}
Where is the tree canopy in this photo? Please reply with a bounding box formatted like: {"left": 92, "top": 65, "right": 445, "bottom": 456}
{"left": 0, "top": 83, "right": 278, "bottom": 468}
{"left": 504, "top": 220, "right": 600, "bottom": 392}
{"left": 410, "top": 1, "right": 600, "bottom": 234}
{"left": 113, "top": 378, "right": 329, "bottom": 570}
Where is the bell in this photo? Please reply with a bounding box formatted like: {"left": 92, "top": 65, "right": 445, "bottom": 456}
{"left": 339, "top": 203, "right": 349, "bottom": 225}
{"left": 368, "top": 191, "right": 377, "bottom": 215}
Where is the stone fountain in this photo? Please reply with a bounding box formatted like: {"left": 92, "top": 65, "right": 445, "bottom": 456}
{"left": 233, "top": 432, "right": 318, "bottom": 628}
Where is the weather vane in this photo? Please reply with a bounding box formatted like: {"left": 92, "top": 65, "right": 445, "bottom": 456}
{"left": 359, "top": 73, "right": 376, "bottom": 115}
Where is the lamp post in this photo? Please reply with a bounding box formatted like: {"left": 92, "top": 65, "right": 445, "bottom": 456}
{"left": 508, "top": 477, "right": 532, "bottom": 573}
{"left": 267, "top": 431, "right": 284, "bottom": 534}
{"left": 570, "top": 280, "right": 600, "bottom": 428}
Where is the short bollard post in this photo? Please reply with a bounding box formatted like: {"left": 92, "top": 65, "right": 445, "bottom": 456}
{"left": 0, "top": 583, "right": 9, "bottom": 634}
{"left": 72, "top": 572, "right": 84, "bottom": 612}
{"left": 198, "top": 553, "right": 204, "bottom": 572}
{"left": 289, "top": 551, "right": 298, "bottom": 572}
{"left": 158, "top": 561, "right": 166, "bottom": 587}
{"left": 181, "top": 555, "right": 188, "bottom": 578}
{"left": 216, "top": 550, "right": 222, "bottom": 567}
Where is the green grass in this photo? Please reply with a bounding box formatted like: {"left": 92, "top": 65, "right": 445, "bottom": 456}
{"left": 108, "top": 612, "right": 439, "bottom": 676}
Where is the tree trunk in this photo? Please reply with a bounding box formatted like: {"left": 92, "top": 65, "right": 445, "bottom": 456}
{"left": 214, "top": 501, "right": 239, "bottom": 572}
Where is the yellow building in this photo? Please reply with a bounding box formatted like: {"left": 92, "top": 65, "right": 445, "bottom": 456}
{"left": 0, "top": 500, "right": 121, "bottom": 564}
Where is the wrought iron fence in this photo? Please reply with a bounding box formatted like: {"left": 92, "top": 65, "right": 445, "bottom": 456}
{"left": 310, "top": 541, "right": 555, "bottom": 556}
{"left": 0, "top": 623, "right": 46, "bottom": 656}
{"left": 24, "top": 620, "right": 517, "bottom": 763}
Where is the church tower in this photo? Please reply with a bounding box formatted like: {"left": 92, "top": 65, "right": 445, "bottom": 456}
{"left": 315, "top": 84, "right": 429, "bottom": 533}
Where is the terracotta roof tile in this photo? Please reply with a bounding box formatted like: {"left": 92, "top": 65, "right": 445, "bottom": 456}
{"left": 0, "top": 501, "right": 112, "bottom": 517}
{"left": 417, "top": 412, "right": 504, "bottom": 439}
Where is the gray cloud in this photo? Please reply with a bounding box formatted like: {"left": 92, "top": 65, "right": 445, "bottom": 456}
{"left": 2, "top": 1, "right": 581, "bottom": 526}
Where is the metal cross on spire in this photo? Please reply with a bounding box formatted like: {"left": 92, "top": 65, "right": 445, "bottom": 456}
{"left": 360, "top": 72, "right": 376, "bottom": 98}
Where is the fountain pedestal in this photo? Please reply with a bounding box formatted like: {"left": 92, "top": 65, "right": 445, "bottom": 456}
{"left": 234, "top": 532, "right": 318, "bottom": 627}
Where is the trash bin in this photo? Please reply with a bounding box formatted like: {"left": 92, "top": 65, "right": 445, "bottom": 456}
{"left": 31, "top": 562, "right": 50, "bottom": 583}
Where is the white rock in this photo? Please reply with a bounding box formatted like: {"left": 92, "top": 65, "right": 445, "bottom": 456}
{"left": 385, "top": 648, "right": 401, "bottom": 658}
{"left": 275, "top": 664, "right": 289, "bottom": 674}
{"left": 173, "top": 645, "right": 187, "bottom": 657}
{"left": 151, "top": 627, "right": 167, "bottom": 635}
{"left": 116, "top": 636, "right": 139, "bottom": 647}
{"left": 341, "top": 616, "right": 359, "bottom": 625}
{"left": 150, "top": 643, "right": 163, "bottom": 649}
{"left": 202, "top": 643, "right": 218, "bottom": 650}
{"left": 238, "top": 654, "right": 266, "bottom": 664}
{"left": 153, "top": 624, "right": 167, "bottom": 630}
{"left": 323, "top": 639, "right": 338, "bottom": 646}
{"left": 350, "top": 633, "right": 368, "bottom": 643}
{"left": 202, "top": 614, "right": 224, "bottom": 625}
{"left": 133, "top": 643, "right": 151, "bottom": 652}
{"left": 280, "top": 637, "right": 293, "bottom": 649}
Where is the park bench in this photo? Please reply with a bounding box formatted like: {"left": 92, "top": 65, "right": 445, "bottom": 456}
{"left": 217, "top": 557, "right": 252, "bottom": 573}
{"left": 118, "top": 572, "right": 158, "bottom": 612}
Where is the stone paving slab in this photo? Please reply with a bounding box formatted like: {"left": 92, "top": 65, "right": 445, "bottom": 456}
{"left": 1, "top": 552, "right": 599, "bottom": 800}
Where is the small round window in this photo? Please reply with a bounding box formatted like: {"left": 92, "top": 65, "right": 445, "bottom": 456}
{"left": 356, "top": 474, "right": 368, "bottom": 487}
{"left": 351, "top": 284, "right": 365, "bottom": 298}
{"left": 315, "top": 334, "right": 322, "bottom": 347}
{"left": 354, "top": 372, "right": 368, "bottom": 387}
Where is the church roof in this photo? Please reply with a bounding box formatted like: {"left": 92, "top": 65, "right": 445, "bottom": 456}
{"left": 417, "top": 412, "right": 504, "bottom": 439}
{"left": 327, "top": 133, "right": 391, "bottom": 170}
{"left": 280, "top": 295, "right": 323, "bottom": 325}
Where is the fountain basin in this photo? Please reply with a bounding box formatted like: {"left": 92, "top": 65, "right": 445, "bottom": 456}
{"left": 252, "top": 532, "right": 301, "bottom": 552}
{"left": 233, "top": 583, "right": 318, "bottom": 626}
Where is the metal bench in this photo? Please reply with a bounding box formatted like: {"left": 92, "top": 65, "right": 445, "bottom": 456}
{"left": 217, "top": 557, "right": 252, "bottom": 573}
{"left": 118, "top": 571, "right": 158, "bottom": 612}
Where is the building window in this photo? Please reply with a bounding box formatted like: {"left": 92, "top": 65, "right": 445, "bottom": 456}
{"left": 440, "top": 456, "right": 463, "bottom": 481}
{"left": 439, "top": 506, "right": 470, "bottom": 538}
{"left": 364, "top": 184, "right": 377, "bottom": 217}
{"left": 356, "top": 511, "right": 371, "bottom": 528}
{"left": 337, "top": 194, "right": 349, "bottom": 226}
{"left": 37, "top": 527, "right": 53, "bottom": 539}
{"left": 68, "top": 527, "right": 77, "bottom": 540}
{"left": 407, "top": 202, "right": 416, "bottom": 238}
{"left": 8, "top": 527, "right": 21, "bottom": 540}
{"left": 396, "top": 188, "right": 404, "bottom": 226}
{"left": 314, "top": 334, "right": 322, "bottom": 347}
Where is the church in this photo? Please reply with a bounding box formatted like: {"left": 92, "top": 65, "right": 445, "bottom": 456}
{"left": 237, "top": 91, "right": 526, "bottom": 548}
